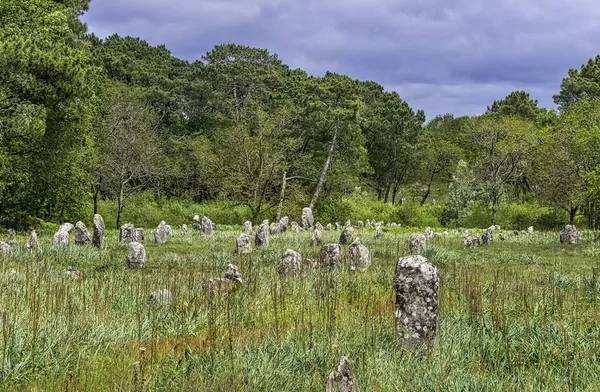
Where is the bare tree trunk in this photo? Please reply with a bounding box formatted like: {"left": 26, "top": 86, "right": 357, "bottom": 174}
{"left": 116, "top": 181, "right": 125, "bottom": 230}
{"left": 93, "top": 188, "right": 100, "bottom": 215}
{"left": 420, "top": 172, "right": 436, "bottom": 206}
{"left": 309, "top": 119, "right": 338, "bottom": 211}
{"left": 570, "top": 206, "right": 578, "bottom": 225}
{"left": 276, "top": 171, "right": 287, "bottom": 221}
{"left": 383, "top": 184, "right": 391, "bottom": 204}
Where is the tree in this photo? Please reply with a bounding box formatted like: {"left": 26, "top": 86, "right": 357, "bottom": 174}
{"left": 486, "top": 91, "right": 542, "bottom": 121}
{"left": 467, "top": 115, "right": 537, "bottom": 221}
{"left": 554, "top": 56, "right": 600, "bottom": 110}
{"left": 0, "top": 0, "right": 96, "bottom": 227}
{"left": 93, "top": 84, "right": 165, "bottom": 228}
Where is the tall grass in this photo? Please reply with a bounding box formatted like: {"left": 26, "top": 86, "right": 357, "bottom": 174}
{"left": 0, "top": 228, "right": 599, "bottom": 390}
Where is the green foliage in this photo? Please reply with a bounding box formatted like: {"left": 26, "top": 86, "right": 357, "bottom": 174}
{"left": 554, "top": 55, "right": 600, "bottom": 109}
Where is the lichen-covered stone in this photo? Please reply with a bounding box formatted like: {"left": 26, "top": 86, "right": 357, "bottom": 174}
{"left": 339, "top": 226, "right": 354, "bottom": 245}
{"left": 326, "top": 356, "right": 359, "bottom": 392}
{"left": 7, "top": 229, "right": 15, "bottom": 238}
{"left": 408, "top": 234, "right": 426, "bottom": 254}
{"left": 301, "top": 207, "right": 314, "bottom": 230}
{"left": 279, "top": 216, "right": 289, "bottom": 232}
{"left": 207, "top": 263, "right": 246, "bottom": 296}
{"left": 278, "top": 249, "right": 309, "bottom": 277}
{"left": 270, "top": 222, "right": 284, "bottom": 235}
{"left": 335, "top": 222, "right": 342, "bottom": 231}
{"left": 0, "top": 241, "right": 11, "bottom": 254}
{"left": 374, "top": 226, "right": 384, "bottom": 240}
{"left": 527, "top": 226, "right": 534, "bottom": 234}
{"left": 148, "top": 289, "right": 173, "bottom": 306}
{"left": 75, "top": 221, "right": 92, "bottom": 246}
{"left": 236, "top": 233, "right": 252, "bottom": 254}
{"left": 355, "top": 220, "right": 364, "bottom": 228}
{"left": 127, "top": 242, "right": 146, "bottom": 268}
{"left": 53, "top": 223, "right": 74, "bottom": 246}
{"left": 193, "top": 215, "right": 202, "bottom": 231}
{"left": 132, "top": 228, "right": 145, "bottom": 243}
{"left": 291, "top": 221, "right": 303, "bottom": 232}
{"left": 182, "top": 224, "right": 188, "bottom": 234}
{"left": 202, "top": 216, "right": 214, "bottom": 236}
{"left": 311, "top": 228, "right": 322, "bottom": 246}
{"left": 242, "top": 221, "right": 254, "bottom": 235}
{"left": 326, "top": 223, "right": 332, "bottom": 231}
{"left": 349, "top": 238, "right": 371, "bottom": 271}
{"left": 255, "top": 220, "right": 269, "bottom": 247}
{"left": 482, "top": 229, "right": 493, "bottom": 245}
{"left": 560, "top": 224, "right": 582, "bottom": 244}
{"left": 27, "top": 230, "right": 39, "bottom": 251}
{"left": 424, "top": 227, "right": 434, "bottom": 240}
{"left": 394, "top": 255, "right": 439, "bottom": 349}
{"left": 92, "top": 214, "right": 105, "bottom": 248}
{"left": 321, "top": 243, "right": 343, "bottom": 269}
{"left": 65, "top": 266, "right": 82, "bottom": 280}
{"left": 120, "top": 223, "right": 134, "bottom": 243}
{"left": 154, "top": 221, "right": 168, "bottom": 244}
{"left": 315, "top": 222, "right": 324, "bottom": 232}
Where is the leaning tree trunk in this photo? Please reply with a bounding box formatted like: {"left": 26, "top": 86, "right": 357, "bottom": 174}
{"left": 116, "top": 181, "right": 125, "bottom": 230}
{"left": 309, "top": 119, "right": 338, "bottom": 211}
{"left": 276, "top": 171, "right": 287, "bottom": 221}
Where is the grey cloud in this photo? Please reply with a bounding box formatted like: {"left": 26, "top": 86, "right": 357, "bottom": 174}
{"left": 83, "top": 0, "right": 600, "bottom": 116}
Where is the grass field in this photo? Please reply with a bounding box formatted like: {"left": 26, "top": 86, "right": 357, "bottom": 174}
{"left": 1, "top": 226, "right": 600, "bottom": 391}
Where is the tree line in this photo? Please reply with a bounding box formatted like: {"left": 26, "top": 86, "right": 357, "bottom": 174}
{"left": 2, "top": 0, "right": 600, "bottom": 229}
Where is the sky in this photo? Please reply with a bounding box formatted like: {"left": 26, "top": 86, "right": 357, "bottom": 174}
{"left": 82, "top": 0, "right": 600, "bottom": 118}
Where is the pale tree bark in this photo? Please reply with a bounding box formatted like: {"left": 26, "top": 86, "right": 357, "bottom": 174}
{"left": 309, "top": 118, "right": 338, "bottom": 211}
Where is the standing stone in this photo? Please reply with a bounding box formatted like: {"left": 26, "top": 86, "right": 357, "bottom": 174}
{"left": 311, "top": 228, "right": 322, "bottom": 246}
{"left": 315, "top": 222, "right": 324, "bottom": 232}
{"left": 182, "top": 224, "right": 188, "bottom": 234}
{"left": 349, "top": 238, "right": 371, "bottom": 271}
{"left": 482, "top": 229, "right": 493, "bottom": 245}
{"left": 394, "top": 255, "right": 439, "bottom": 349}
{"left": 374, "top": 226, "right": 384, "bottom": 240}
{"left": 207, "top": 264, "right": 246, "bottom": 296}
{"left": 127, "top": 242, "right": 146, "bottom": 268}
{"left": 513, "top": 230, "right": 520, "bottom": 236}
{"left": 279, "top": 216, "right": 289, "bottom": 232}
{"left": 120, "top": 223, "right": 135, "bottom": 243}
{"left": 165, "top": 225, "right": 173, "bottom": 237}
{"left": 192, "top": 215, "right": 202, "bottom": 231}
{"left": 53, "top": 223, "right": 74, "bottom": 246}
{"left": 355, "top": 220, "right": 364, "bottom": 228}
{"left": 154, "top": 221, "right": 168, "bottom": 244}
{"left": 278, "top": 249, "right": 309, "bottom": 277}
{"left": 463, "top": 236, "right": 477, "bottom": 248}
{"left": 527, "top": 226, "right": 534, "bottom": 234}
{"left": 339, "top": 226, "right": 354, "bottom": 245}
{"left": 408, "top": 234, "right": 426, "bottom": 254}
{"left": 301, "top": 207, "right": 314, "bottom": 230}
{"left": 560, "top": 224, "right": 582, "bottom": 244}
{"left": 148, "top": 289, "right": 173, "bottom": 306}
{"left": 499, "top": 233, "right": 506, "bottom": 241}
{"left": 65, "top": 266, "right": 82, "bottom": 279}
{"left": 291, "top": 222, "right": 303, "bottom": 232}
{"left": 326, "top": 356, "right": 359, "bottom": 392}
{"left": 365, "top": 220, "right": 372, "bottom": 229}
{"left": 27, "top": 230, "right": 39, "bottom": 251}
{"left": 202, "top": 216, "right": 214, "bottom": 236}
{"left": 236, "top": 233, "right": 252, "bottom": 254}
{"left": 92, "top": 214, "right": 105, "bottom": 248}
{"left": 7, "top": 229, "right": 15, "bottom": 238}
{"left": 424, "top": 227, "right": 434, "bottom": 240}
{"left": 0, "top": 241, "right": 11, "bottom": 254}
{"left": 335, "top": 222, "right": 342, "bottom": 231}
{"left": 74, "top": 221, "right": 92, "bottom": 246}
{"left": 326, "top": 223, "right": 332, "bottom": 231}
{"left": 270, "top": 222, "right": 284, "bottom": 235}
{"left": 132, "top": 228, "right": 145, "bottom": 243}
{"left": 321, "top": 243, "right": 343, "bottom": 269}
{"left": 242, "top": 221, "right": 253, "bottom": 235}
{"left": 255, "top": 220, "right": 269, "bottom": 247}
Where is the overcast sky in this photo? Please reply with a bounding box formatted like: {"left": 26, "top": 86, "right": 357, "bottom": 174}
{"left": 82, "top": 0, "right": 600, "bottom": 118}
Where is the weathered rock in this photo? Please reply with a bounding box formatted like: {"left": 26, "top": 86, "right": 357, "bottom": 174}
{"left": 527, "top": 226, "right": 534, "bottom": 234}
{"left": 513, "top": 230, "right": 520, "bottom": 236}
{"left": 165, "top": 225, "right": 173, "bottom": 236}
{"left": 7, "top": 229, "right": 15, "bottom": 238}
{"left": 321, "top": 243, "right": 343, "bottom": 269}
{"left": 374, "top": 226, "right": 384, "bottom": 240}
{"left": 326, "top": 356, "right": 359, "bottom": 392}
{"left": 255, "top": 220, "right": 269, "bottom": 247}
{"left": 499, "top": 233, "right": 506, "bottom": 241}
{"left": 279, "top": 216, "right": 289, "bottom": 232}
{"left": 326, "top": 223, "right": 332, "bottom": 231}
{"left": 424, "top": 227, "right": 434, "bottom": 240}
{"left": 434, "top": 232, "right": 443, "bottom": 239}
{"left": 120, "top": 223, "right": 134, "bottom": 243}
{"left": 291, "top": 221, "right": 303, "bottom": 232}
{"left": 53, "top": 223, "right": 74, "bottom": 246}
{"left": 148, "top": 289, "right": 173, "bottom": 306}
{"left": 236, "top": 233, "right": 252, "bottom": 254}
{"left": 132, "top": 228, "right": 145, "bottom": 243}
{"left": 311, "top": 228, "right": 322, "bottom": 246}
{"left": 27, "top": 230, "right": 39, "bottom": 251}
{"left": 482, "top": 229, "right": 493, "bottom": 245}
{"left": 339, "top": 226, "right": 354, "bottom": 245}
{"left": 202, "top": 216, "right": 214, "bottom": 236}
{"left": 349, "top": 238, "right": 371, "bottom": 271}
{"left": 0, "top": 241, "right": 11, "bottom": 254}
{"left": 65, "top": 266, "right": 82, "bottom": 279}
{"left": 315, "top": 222, "right": 324, "bottom": 232}
{"left": 521, "top": 230, "right": 527, "bottom": 236}
{"left": 464, "top": 236, "right": 478, "bottom": 248}
{"left": 335, "top": 222, "right": 342, "bottom": 231}
{"left": 127, "top": 242, "right": 146, "bottom": 268}
{"left": 74, "top": 221, "right": 92, "bottom": 246}
{"left": 495, "top": 225, "right": 501, "bottom": 231}
{"left": 408, "top": 234, "right": 426, "bottom": 254}
{"left": 270, "top": 222, "right": 284, "bottom": 235}
{"left": 301, "top": 207, "right": 314, "bottom": 230}
{"left": 355, "top": 220, "right": 364, "bottom": 228}
{"left": 560, "top": 224, "right": 582, "bottom": 244}
{"left": 391, "top": 222, "right": 398, "bottom": 227}
{"left": 92, "top": 214, "right": 105, "bottom": 248}
{"left": 345, "top": 220, "right": 352, "bottom": 228}
{"left": 181, "top": 224, "right": 188, "bottom": 234}
{"left": 278, "top": 249, "right": 315, "bottom": 278}
{"left": 193, "top": 215, "right": 202, "bottom": 231}
{"left": 154, "top": 221, "right": 168, "bottom": 244}
{"left": 207, "top": 263, "right": 246, "bottom": 296}
{"left": 394, "top": 255, "right": 439, "bottom": 349}
{"left": 365, "top": 220, "right": 373, "bottom": 229}
{"left": 242, "top": 221, "right": 254, "bottom": 235}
